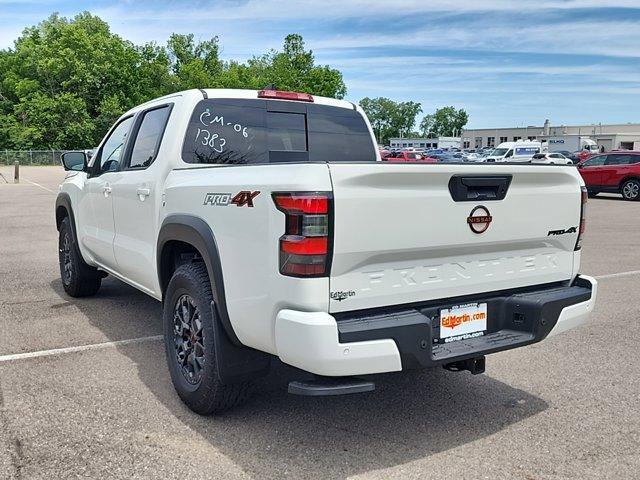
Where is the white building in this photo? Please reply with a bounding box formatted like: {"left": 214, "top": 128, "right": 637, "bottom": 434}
{"left": 388, "top": 136, "right": 460, "bottom": 150}
{"left": 462, "top": 119, "right": 640, "bottom": 151}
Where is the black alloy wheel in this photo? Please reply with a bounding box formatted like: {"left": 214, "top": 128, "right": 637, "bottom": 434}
{"left": 60, "top": 230, "right": 73, "bottom": 286}
{"left": 173, "top": 294, "right": 205, "bottom": 385}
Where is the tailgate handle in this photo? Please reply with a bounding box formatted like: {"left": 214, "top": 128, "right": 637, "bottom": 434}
{"left": 448, "top": 175, "right": 512, "bottom": 202}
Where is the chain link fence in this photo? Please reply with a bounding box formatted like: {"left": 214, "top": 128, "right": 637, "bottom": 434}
{"left": 1, "top": 150, "right": 88, "bottom": 166}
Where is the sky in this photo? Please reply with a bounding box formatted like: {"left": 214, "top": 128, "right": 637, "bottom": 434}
{"left": 1, "top": 0, "right": 640, "bottom": 129}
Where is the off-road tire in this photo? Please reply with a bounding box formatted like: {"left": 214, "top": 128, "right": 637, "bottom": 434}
{"left": 621, "top": 179, "right": 640, "bottom": 201}
{"left": 58, "top": 216, "right": 102, "bottom": 297}
{"left": 163, "top": 262, "right": 252, "bottom": 415}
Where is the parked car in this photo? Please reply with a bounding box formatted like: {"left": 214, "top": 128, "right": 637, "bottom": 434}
{"left": 555, "top": 150, "right": 581, "bottom": 164}
{"left": 426, "top": 148, "right": 445, "bottom": 155}
{"left": 384, "top": 151, "right": 436, "bottom": 162}
{"left": 56, "top": 87, "right": 596, "bottom": 414}
{"left": 531, "top": 153, "right": 573, "bottom": 165}
{"left": 578, "top": 151, "right": 640, "bottom": 200}
{"left": 477, "top": 149, "right": 494, "bottom": 160}
{"left": 574, "top": 150, "right": 592, "bottom": 163}
{"left": 430, "top": 152, "right": 464, "bottom": 163}
{"left": 462, "top": 151, "right": 484, "bottom": 161}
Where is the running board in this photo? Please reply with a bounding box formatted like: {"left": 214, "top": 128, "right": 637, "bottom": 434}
{"left": 288, "top": 376, "right": 375, "bottom": 396}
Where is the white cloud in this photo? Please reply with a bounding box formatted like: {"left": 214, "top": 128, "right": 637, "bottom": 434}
{"left": 313, "top": 20, "right": 640, "bottom": 58}
{"left": 83, "top": 1, "right": 640, "bottom": 60}
{"left": 91, "top": 0, "right": 640, "bottom": 21}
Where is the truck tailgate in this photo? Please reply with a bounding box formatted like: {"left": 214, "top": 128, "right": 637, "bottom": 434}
{"left": 328, "top": 163, "right": 582, "bottom": 313}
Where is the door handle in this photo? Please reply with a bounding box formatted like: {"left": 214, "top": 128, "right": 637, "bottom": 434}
{"left": 136, "top": 187, "right": 151, "bottom": 201}
{"left": 102, "top": 184, "right": 112, "bottom": 196}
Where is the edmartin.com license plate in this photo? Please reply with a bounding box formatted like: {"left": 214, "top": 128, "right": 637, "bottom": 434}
{"left": 439, "top": 302, "right": 488, "bottom": 343}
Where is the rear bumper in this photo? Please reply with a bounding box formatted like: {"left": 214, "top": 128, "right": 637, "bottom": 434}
{"left": 275, "top": 275, "right": 597, "bottom": 377}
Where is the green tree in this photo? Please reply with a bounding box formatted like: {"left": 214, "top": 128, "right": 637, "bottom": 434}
{"left": 167, "top": 34, "right": 224, "bottom": 89}
{"left": 247, "top": 34, "right": 346, "bottom": 98}
{"left": 13, "top": 92, "right": 94, "bottom": 149}
{"left": 359, "top": 97, "right": 422, "bottom": 145}
{"left": 420, "top": 106, "right": 468, "bottom": 137}
{"left": 0, "top": 14, "right": 348, "bottom": 150}
{"left": 0, "top": 12, "right": 175, "bottom": 148}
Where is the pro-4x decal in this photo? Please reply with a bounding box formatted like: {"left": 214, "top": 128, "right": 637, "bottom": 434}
{"left": 203, "top": 191, "right": 260, "bottom": 207}
{"left": 548, "top": 226, "right": 577, "bottom": 236}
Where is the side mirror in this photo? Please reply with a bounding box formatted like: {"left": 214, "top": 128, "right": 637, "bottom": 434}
{"left": 61, "top": 151, "right": 87, "bottom": 172}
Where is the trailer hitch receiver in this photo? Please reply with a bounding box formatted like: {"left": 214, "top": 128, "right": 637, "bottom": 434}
{"left": 443, "top": 356, "right": 486, "bottom": 375}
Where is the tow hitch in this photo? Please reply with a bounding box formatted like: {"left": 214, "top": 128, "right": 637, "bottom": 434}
{"left": 443, "top": 356, "right": 486, "bottom": 375}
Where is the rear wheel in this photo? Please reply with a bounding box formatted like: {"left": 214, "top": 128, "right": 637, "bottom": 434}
{"left": 621, "top": 179, "right": 640, "bottom": 201}
{"left": 58, "top": 216, "right": 102, "bottom": 297}
{"left": 163, "top": 262, "right": 251, "bottom": 414}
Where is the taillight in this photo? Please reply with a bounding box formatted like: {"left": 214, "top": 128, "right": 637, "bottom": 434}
{"left": 575, "top": 186, "right": 587, "bottom": 250}
{"left": 258, "top": 89, "right": 314, "bottom": 102}
{"left": 273, "top": 192, "right": 332, "bottom": 277}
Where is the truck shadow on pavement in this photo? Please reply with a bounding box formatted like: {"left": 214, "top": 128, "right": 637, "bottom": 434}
{"left": 51, "top": 277, "right": 548, "bottom": 479}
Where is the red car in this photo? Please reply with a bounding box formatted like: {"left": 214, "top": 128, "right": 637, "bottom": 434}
{"left": 578, "top": 151, "right": 640, "bottom": 200}
{"left": 574, "top": 150, "right": 592, "bottom": 163}
{"left": 384, "top": 151, "right": 437, "bottom": 163}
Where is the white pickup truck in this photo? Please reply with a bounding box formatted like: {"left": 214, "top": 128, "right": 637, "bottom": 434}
{"left": 56, "top": 88, "right": 597, "bottom": 414}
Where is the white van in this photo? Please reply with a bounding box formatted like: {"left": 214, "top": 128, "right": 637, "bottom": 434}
{"left": 484, "top": 141, "right": 541, "bottom": 162}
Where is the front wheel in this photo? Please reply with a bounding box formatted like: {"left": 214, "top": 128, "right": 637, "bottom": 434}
{"left": 163, "top": 262, "right": 251, "bottom": 414}
{"left": 621, "top": 179, "right": 640, "bottom": 201}
{"left": 58, "top": 216, "right": 102, "bottom": 297}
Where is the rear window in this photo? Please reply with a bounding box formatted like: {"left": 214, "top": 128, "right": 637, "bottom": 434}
{"left": 182, "top": 98, "right": 376, "bottom": 164}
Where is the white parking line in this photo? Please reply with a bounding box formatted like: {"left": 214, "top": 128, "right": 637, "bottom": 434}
{"left": 0, "top": 335, "right": 163, "bottom": 363}
{"left": 594, "top": 270, "right": 640, "bottom": 280}
{"left": 22, "top": 178, "right": 57, "bottom": 193}
{"left": 1, "top": 270, "right": 639, "bottom": 364}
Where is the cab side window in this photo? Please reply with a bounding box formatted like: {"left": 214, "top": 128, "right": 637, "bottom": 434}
{"left": 583, "top": 155, "right": 606, "bottom": 167}
{"left": 128, "top": 106, "right": 172, "bottom": 169}
{"left": 95, "top": 116, "right": 134, "bottom": 173}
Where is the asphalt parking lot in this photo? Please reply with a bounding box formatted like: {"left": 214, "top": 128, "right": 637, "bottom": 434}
{"left": 0, "top": 166, "right": 639, "bottom": 480}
